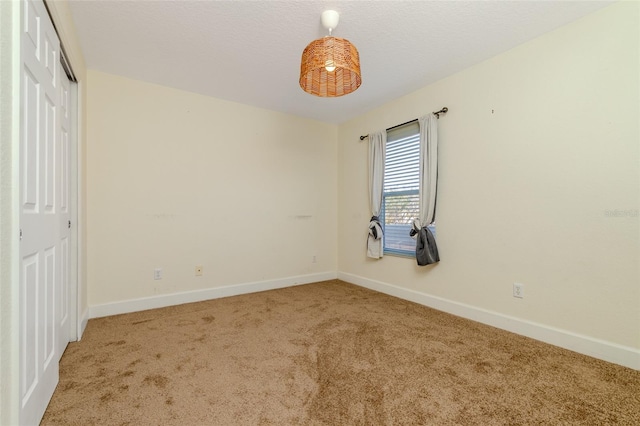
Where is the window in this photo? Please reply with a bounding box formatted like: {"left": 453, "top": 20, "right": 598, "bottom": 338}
{"left": 382, "top": 121, "right": 435, "bottom": 256}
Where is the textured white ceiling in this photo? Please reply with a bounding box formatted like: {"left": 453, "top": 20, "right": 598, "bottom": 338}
{"left": 68, "top": 0, "right": 613, "bottom": 124}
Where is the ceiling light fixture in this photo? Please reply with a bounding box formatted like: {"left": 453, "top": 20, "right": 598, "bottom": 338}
{"left": 299, "top": 10, "right": 362, "bottom": 97}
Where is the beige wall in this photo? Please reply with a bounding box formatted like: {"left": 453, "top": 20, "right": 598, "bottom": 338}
{"left": 338, "top": 2, "right": 639, "bottom": 349}
{"left": 86, "top": 71, "right": 337, "bottom": 306}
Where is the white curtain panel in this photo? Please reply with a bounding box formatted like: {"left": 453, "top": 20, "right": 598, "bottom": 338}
{"left": 418, "top": 114, "right": 438, "bottom": 226}
{"left": 367, "top": 131, "right": 386, "bottom": 259}
{"left": 413, "top": 114, "right": 440, "bottom": 265}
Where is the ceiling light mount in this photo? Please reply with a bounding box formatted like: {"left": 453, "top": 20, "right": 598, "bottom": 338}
{"left": 299, "top": 10, "right": 362, "bottom": 97}
{"left": 321, "top": 10, "right": 339, "bottom": 35}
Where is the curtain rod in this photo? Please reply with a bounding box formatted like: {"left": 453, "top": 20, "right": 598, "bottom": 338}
{"left": 359, "top": 107, "right": 448, "bottom": 141}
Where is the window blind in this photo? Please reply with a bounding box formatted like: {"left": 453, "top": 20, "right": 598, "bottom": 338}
{"left": 383, "top": 122, "right": 420, "bottom": 254}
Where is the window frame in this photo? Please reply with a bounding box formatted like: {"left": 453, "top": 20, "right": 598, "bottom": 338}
{"left": 381, "top": 122, "right": 421, "bottom": 257}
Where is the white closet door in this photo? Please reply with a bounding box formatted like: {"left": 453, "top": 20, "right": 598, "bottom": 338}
{"left": 57, "top": 61, "right": 71, "bottom": 359}
{"left": 19, "top": 0, "right": 62, "bottom": 424}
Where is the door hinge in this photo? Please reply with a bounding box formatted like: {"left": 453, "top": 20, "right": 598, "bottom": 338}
{"left": 19, "top": 229, "right": 23, "bottom": 240}
{"left": 68, "top": 220, "right": 71, "bottom": 229}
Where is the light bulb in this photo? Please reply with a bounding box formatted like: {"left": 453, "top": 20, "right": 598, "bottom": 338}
{"left": 325, "top": 59, "right": 336, "bottom": 72}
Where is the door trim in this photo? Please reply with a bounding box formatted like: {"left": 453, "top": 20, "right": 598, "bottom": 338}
{"left": 0, "top": 1, "right": 22, "bottom": 424}
{"left": 68, "top": 78, "right": 79, "bottom": 342}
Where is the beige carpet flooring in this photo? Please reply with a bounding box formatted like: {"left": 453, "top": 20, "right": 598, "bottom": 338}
{"left": 42, "top": 280, "right": 639, "bottom": 425}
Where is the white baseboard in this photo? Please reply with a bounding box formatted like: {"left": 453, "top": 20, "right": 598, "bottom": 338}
{"left": 88, "top": 272, "right": 338, "bottom": 320}
{"left": 78, "top": 308, "right": 89, "bottom": 340}
{"left": 85, "top": 270, "right": 639, "bottom": 370}
{"left": 338, "top": 272, "right": 640, "bottom": 371}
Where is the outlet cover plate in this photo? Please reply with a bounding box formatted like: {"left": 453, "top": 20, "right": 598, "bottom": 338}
{"left": 513, "top": 282, "right": 524, "bottom": 298}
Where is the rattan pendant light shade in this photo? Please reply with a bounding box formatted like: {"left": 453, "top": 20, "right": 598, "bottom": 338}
{"left": 299, "top": 10, "right": 361, "bottom": 97}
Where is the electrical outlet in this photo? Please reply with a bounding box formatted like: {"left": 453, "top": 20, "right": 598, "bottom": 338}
{"left": 312, "top": 255, "right": 317, "bottom": 264}
{"left": 195, "top": 265, "right": 203, "bottom": 276}
{"left": 154, "top": 268, "right": 162, "bottom": 280}
{"left": 513, "top": 282, "right": 524, "bottom": 298}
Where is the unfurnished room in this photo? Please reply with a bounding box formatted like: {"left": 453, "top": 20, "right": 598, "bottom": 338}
{"left": 0, "top": 0, "right": 639, "bottom": 424}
